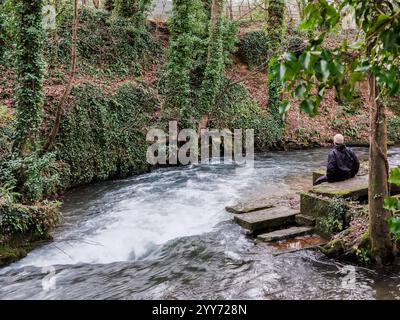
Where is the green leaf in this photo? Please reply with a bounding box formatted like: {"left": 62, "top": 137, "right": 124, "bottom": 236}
{"left": 329, "top": 61, "right": 344, "bottom": 77}
{"left": 381, "top": 30, "right": 397, "bottom": 50}
{"left": 389, "top": 216, "right": 400, "bottom": 239}
{"left": 310, "top": 51, "right": 322, "bottom": 56}
{"left": 389, "top": 168, "right": 400, "bottom": 186}
{"left": 295, "top": 84, "right": 307, "bottom": 98}
{"left": 300, "top": 99, "right": 315, "bottom": 116}
{"left": 368, "top": 14, "right": 390, "bottom": 35}
{"left": 279, "top": 100, "right": 291, "bottom": 116}
{"left": 303, "top": 51, "right": 311, "bottom": 69}
{"left": 284, "top": 52, "right": 297, "bottom": 62}
{"left": 320, "top": 60, "right": 330, "bottom": 82}
{"left": 347, "top": 42, "right": 364, "bottom": 50}
{"left": 384, "top": 197, "right": 400, "bottom": 211}
{"left": 279, "top": 63, "right": 287, "bottom": 81}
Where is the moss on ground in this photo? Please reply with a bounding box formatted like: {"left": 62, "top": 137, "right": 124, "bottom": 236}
{"left": 0, "top": 199, "right": 61, "bottom": 266}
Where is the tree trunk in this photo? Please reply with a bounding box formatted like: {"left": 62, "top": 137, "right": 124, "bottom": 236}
{"left": 201, "top": 0, "right": 223, "bottom": 128}
{"left": 368, "top": 67, "right": 393, "bottom": 264}
{"left": 42, "top": 0, "right": 78, "bottom": 153}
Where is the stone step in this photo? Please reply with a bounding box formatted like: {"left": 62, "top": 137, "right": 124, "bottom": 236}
{"left": 226, "top": 198, "right": 275, "bottom": 214}
{"left": 311, "top": 174, "right": 369, "bottom": 200}
{"left": 295, "top": 214, "right": 316, "bottom": 227}
{"left": 257, "top": 226, "right": 315, "bottom": 242}
{"left": 233, "top": 206, "right": 298, "bottom": 233}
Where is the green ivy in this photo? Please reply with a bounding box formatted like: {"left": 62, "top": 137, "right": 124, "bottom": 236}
{"left": 0, "top": 200, "right": 61, "bottom": 240}
{"left": 12, "top": 0, "right": 45, "bottom": 155}
{"left": 0, "top": 152, "right": 61, "bottom": 203}
{"left": 47, "top": 7, "right": 161, "bottom": 75}
{"left": 326, "top": 198, "right": 349, "bottom": 234}
{"left": 266, "top": 0, "right": 286, "bottom": 122}
{"left": 163, "top": 0, "right": 238, "bottom": 125}
{"left": 54, "top": 82, "right": 158, "bottom": 187}
{"left": 198, "top": 7, "right": 225, "bottom": 116}
{"left": 238, "top": 31, "right": 270, "bottom": 69}
{"left": 112, "top": 0, "right": 152, "bottom": 27}
{"left": 163, "top": 0, "right": 202, "bottom": 121}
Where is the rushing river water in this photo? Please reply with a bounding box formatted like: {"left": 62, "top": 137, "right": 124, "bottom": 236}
{"left": 1, "top": 147, "right": 400, "bottom": 300}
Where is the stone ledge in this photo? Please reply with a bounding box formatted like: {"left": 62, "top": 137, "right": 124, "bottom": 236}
{"left": 233, "top": 206, "right": 298, "bottom": 233}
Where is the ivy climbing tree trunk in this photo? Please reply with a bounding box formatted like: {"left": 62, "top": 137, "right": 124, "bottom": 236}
{"left": 13, "top": 0, "right": 45, "bottom": 155}
{"left": 199, "top": 0, "right": 224, "bottom": 126}
{"left": 368, "top": 53, "right": 393, "bottom": 264}
{"left": 42, "top": 0, "right": 78, "bottom": 153}
{"left": 164, "top": 0, "right": 195, "bottom": 120}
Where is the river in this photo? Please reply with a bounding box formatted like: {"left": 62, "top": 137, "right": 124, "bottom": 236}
{"left": 1, "top": 147, "right": 400, "bottom": 299}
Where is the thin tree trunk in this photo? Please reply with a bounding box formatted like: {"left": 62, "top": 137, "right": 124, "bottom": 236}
{"left": 228, "top": 0, "right": 233, "bottom": 20}
{"left": 42, "top": 0, "right": 78, "bottom": 153}
{"left": 368, "top": 59, "right": 393, "bottom": 264}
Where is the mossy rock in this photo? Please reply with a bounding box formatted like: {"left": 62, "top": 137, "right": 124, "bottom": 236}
{"left": 321, "top": 239, "right": 345, "bottom": 257}
{"left": 300, "top": 192, "right": 353, "bottom": 238}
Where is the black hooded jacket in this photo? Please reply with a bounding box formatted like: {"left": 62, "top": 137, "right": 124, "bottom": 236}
{"left": 326, "top": 145, "right": 360, "bottom": 182}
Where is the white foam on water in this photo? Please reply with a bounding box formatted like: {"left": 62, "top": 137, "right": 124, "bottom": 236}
{"left": 10, "top": 164, "right": 260, "bottom": 268}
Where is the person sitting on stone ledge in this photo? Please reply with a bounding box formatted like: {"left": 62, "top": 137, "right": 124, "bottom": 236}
{"left": 315, "top": 134, "right": 360, "bottom": 185}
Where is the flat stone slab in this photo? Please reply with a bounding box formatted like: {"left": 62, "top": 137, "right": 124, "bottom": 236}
{"left": 257, "top": 226, "right": 314, "bottom": 242}
{"left": 226, "top": 198, "right": 275, "bottom": 214}
{"left": 310, "top": 174, "right": 368, "bottom": 200}
{"left": 233, "top": 206, "right": 298, "bottom": 232}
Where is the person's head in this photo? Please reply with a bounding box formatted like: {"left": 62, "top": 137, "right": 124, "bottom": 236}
{"left": 334, "top": 134, "right": 344, "bottom": 146}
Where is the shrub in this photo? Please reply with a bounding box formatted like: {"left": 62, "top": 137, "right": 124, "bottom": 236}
{"left": 0, "top": 105, "right": 13, "bottom": 163}
{"left": 237, "top": 31, "right": 270, "bottom": 69}
{"left": 0, "top": 152, "right": 62, "bottom": 203}
{"left": 55, "top": 82, "right": 158, "bottom": 187}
